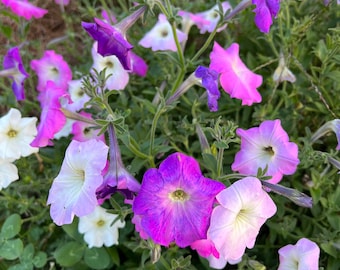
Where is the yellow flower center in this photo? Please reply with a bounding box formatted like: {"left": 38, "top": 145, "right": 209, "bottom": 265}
{"left": 96, "top": 219, "right": 105, "bottom": 227}
{"left": 169, "top": 189, "right": 189, "bottom": 202}
{"left": 105, "top": 61, "right": 114, "bottom": 68}
{"left": 7, "top": 129, "right": 18, "bottom": 138}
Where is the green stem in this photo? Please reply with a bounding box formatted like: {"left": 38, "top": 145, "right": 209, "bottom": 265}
{"left": 149, "top": 105, "right": 164, "bottom": 162}
{"left": 191, "top": 27, "right": 217, "bottom": 63}
{"left": 216, "top": 148, "right": 224, "bottom": 178}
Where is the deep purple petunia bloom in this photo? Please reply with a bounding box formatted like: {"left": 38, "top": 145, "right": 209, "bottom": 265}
{"left": 132, "top": 152, "right": 225, "bottom": 248}
{"left": 252, "top": 0, "right": 280, "bottom": 33}
{"left": 2, "top": 47, "right": 29, "bottom": 101}
{"left": 195, "top": 66, "right": 220, "bottom": 112}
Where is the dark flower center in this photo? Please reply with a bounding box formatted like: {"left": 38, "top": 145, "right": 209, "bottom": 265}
{"left": 263, "top": 146, "right": 275, "bottom": 156}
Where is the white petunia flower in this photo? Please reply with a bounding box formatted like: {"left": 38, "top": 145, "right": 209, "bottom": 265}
{"left": 0, "top": 158, "right": 19, "bottom": 190}
{"left": 0, "top": 108, "right": 38, "bottom": 160}
{"left": 78, "top": 206, "right": 125, "bottom": 248}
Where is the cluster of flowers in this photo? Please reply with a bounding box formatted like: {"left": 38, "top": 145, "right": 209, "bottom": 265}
{"left": 2, "top": 0, "right": 338, "bottom": 269}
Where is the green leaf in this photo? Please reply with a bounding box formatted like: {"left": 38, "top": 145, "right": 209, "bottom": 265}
{"left": 84, "top": 247, "right": 111, "bottom": 269}
{"left": 54, "top": 242, "right": 85, "bottom": 267}
{"left": 0, "top": 25, "right": 12, "bottom": 39}
{"left": 1, "top": 214, "right": 22, "bottom": 239}
{"left": 32, "top": 251, "right": 47, "bottom": 268}
{"left": 202, "top": 153, "right": 217, "bottom": 174}
{"left": 21, "top": 244, "right": 34, "bottom": 262}
{"left": 107, "top": 247, "right": 120, "bottom": 266}
{"left": 0, "top": 238, "right": 23, "bottom": 260}
{"left": 62, "top": 220, "right": 84, "bottom": 243}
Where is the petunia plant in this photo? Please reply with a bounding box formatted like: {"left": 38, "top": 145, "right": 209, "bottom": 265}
{"left": 0, "top": 0, "right": 339, "bottom": 269}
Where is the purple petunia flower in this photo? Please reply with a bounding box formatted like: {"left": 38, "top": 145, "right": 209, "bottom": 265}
{"left": 252, "top": 0, "right": 280, "bottom": 33}
{"left": 132, "top": 152, "right": 225, "bottom": 248}
{"left": 210, "top": 42, "right": 263, "bottom": 106}
{"left": 2, "top": 47, "right": 29, "bottom": 101}
{"left": 231, "top": 119, "right": 300, "bottom": 184}
{"left": 195, "top": 66, "right": 220, "bottom": 112}
{"left": 278, "top": 238, "right": 320, "bottom": 270}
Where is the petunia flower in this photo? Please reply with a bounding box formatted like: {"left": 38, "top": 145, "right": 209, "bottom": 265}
{"left": 71, "top": 111, "right": 105, "bottom": 142}
{"left": 139, "top": 14, "right": 187, "bottom": 52}
{"left": 1, "top": 0, "right": 48, "bottom": 20}
{"left": 195, "top": 66, "right": 220, "bottom": 112}
{"left": 91, "top": 42, "right": 129, "bottom": 91}
{"left": 195, "top": 2, "right": 232, "bottom": 34}
{"left": 54, "top": 0, "right": 70, "bottom": 6}
{"left": 252, "top": 0, "right": 280, "bottom": 33}
{"left": 30, "top": 50, "right": 72, "bottom": 92}
{"left": 177, "top": 10, "right": 209, "bottom": 36}
{"left": 64, "top": 78, "right": 91, "bottom": 112}
{"left": 132, "top": 152, "right": 225, "bottom": 248}
{"left": 210, "top": 42, "right": 263, "bottom": 106}
{"left": 231, "top": 119, "right": 300, "bottom": 184}
{"left": 96, "top": 123, "right": 140, "bottom": 204}
{"left": 130, "top": 51, "right": 148, "bottom": 77}
{"left": 78, "top": 205, "right": 125, "bottom": 248}
{"left": 0, "top": 158, "right": 19, "bottom": 190}
{"left": 82, "top": 5, "right": 147, "bottom": 70}
{"left": 47, "top": 139, "right": 109, "bottom": 226}
{"left": 311, "top": 119, "right": 340, "bottom": 150}
{"left": 1, "top": 47, "right": 29, "bottom": 101}
{"left": 30, "top": 81, "right": 69, "bottom": 147}
{"left": 207, "top": 177, "right": 277, "bottom": 267}
{"left": 278, "top": 238, "right": 320, "bottom": 270}
{"left": 0, "top": 108, "right": 38, "bottom": 160}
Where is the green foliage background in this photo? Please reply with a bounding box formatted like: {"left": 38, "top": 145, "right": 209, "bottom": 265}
{"left": 0, "top": 0, "right": 339, "bottom": 269}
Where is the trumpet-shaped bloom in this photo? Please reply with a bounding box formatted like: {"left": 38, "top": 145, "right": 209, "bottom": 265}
{"left": 231, "top": 119, "right": 299, "bottom": 184}
{"left": 1, "top": 0, "right": 48, "bottom": 20}
{"left": 47, "top": 139, "right": 109, "bottom": 226}
{"left": 278, "top": 238, "right": 320, "bottom": 270}
{"left": 139, "top": 14, "right": 187, "bottom": 52}
{"left": 82, "top": 18, "right": 133, "bottom": 70}
{"left": 195, "top": 66, "right": 220, "bottom": 112}
{"left": 252, "top": 0, "right": 280, "bottom": 33}
{"left": 64, "top": 79, "right": 91, "bottom": 112}
{"left": 91, "top": 42, "right": 129, "bottom": 90}
{"left": 130, "top": 51, "right": 148, "bottom": 77}
{"left": 78, "top": 206, "right": 125, "bottom": 248}
{"left": 30, "top": 81, "right": 69, "bottom": 147}
{"left": 273, "top": 53, "right": 296, "bottom": 84}
{"left": 71, "top": 111, "right": 105, "bottom": 142}
{"left": 132, "top": 152, "right": 225, "bottom": 248}
{"left": 207, "top": 177, "right": 277, "bottom": 265}
{"left": 0, "top": 108, "right": 38, "bottom": 160}
{"left": 0, "top": 158, "right": 19, "bottom": 190}
{"left": 30, "top": 50, "right": 72, "bottom": 92}
{"left": 195, "top": 2, "right": 232, "bottom": 33}
{"left": 311, "top": 119, "right": 340, "bottom": 150}
{"left": 2, "top": 47, "right": 29, "bottom": 101}
{"left": 210, "top": 42, "right": 262, "bottom": 106}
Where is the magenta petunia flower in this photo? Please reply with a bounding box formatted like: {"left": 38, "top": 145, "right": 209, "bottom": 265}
{"left": 278, "top": 238, "right": 320, "bottom": 270}
{"left": 30, "top": 81, "right": 69, "bottom": 147}
{"left": 207, "top": 177, "right": 277, "bottom": 267}
{"left": 47, "top": 139, "right": 109, "bottom": 226}
{"left": 132, "top": 152, "right": 225, "bottom": 248}
{"left": 231, "top": 119, "right": 300, "bottom": 184}
{"left": 209, "top": 42, "right": 263, "bottom": 106}
{"left": 2, "top": 47, "right": 29, "bottom": 101}
{"left": 252, "top": 0, "right": 280, "bottom": 33}
{"left": 130, "top": 51, "right": 148, "bottom": 77}
{"left": 1, "top": 0, "right": 48, "bottom": 20}
{"left": 139, "top": 14, "right": 187, "bottom": 52}
{"left": 30, "top": 50, "right": 72, "bottom": 92}
{"left": 195, "top": 66, "right": 220, "bottom": 112}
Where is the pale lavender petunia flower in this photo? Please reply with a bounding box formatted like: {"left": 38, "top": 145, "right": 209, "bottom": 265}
{"left": 30, "top": 50, "right": 72, "bottom": 92}
{"left": 1, "top": 0, "right": 48, "bottom": 20}
{"left": 210, "top": 42, "right": 263, "bottom": 106}
{"left": 278, "top": 238, "right": 320, "bottom": 270}
{"left": 132, "top": 152, "right": 225, "bottom": 248}
{"left": 2, "top": 47, "right": 29, "bottom": 101}
{"left": 195, "top": 2, "right": 232, "bottom": 34}
{"left": 207, "top": 177, "right": 277, "bottom": 268}
{"left": 252, "top": 0, "right": 280, "bottom": 33}
{"left": 139, "top": 14, "right": 187, "bottom": 52}
{"left": 47, "top": 139, "right": 109, "bottom": 226}
{"left": 231, "top": 119, "right": 300, "bottom": 184}
{"left": 195, "top": 66, "right": 220, "bottom": 112}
